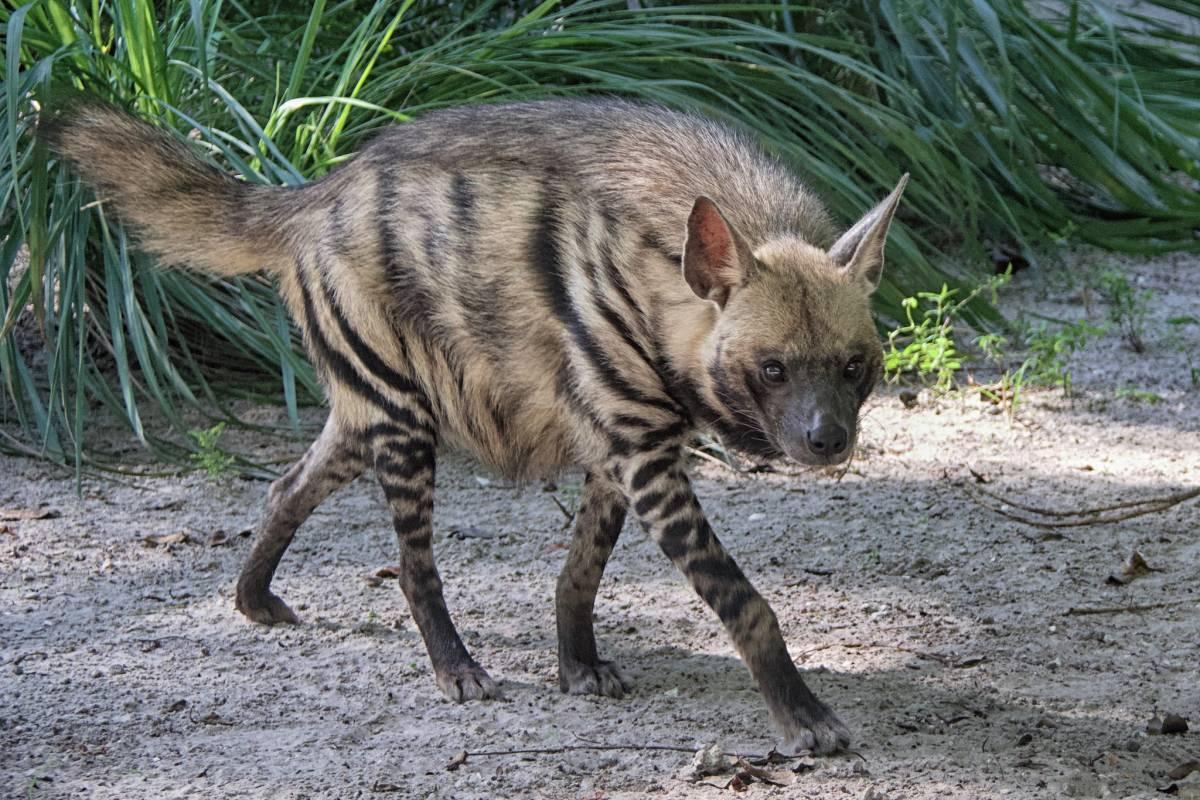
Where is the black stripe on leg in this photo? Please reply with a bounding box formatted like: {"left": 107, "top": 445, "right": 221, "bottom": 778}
{"left": 633, "top": 490, "right": 666, "bottom": 518}
{"left": 658, "top": 491, "right": 692, "bottom": 520}
{"left": 381, "top": 482, "right": 427, "bottom": 505}
{"left": 657, "top": 517, "right": 694, "bottom": 561}
{"left": 630, "top": 456, "right": 677, "bottom": 492}
{"left": 392, "top": 510, "right": 431, "bottom": 535}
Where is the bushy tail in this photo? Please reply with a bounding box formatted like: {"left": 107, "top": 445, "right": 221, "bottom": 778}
{"left": 40, "top": 101, "right": 293, "bottom": 276}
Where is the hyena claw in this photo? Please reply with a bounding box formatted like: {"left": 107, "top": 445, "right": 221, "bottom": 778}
{"left": 436, "top": 661, "right": 501, "bottom": 702}
{"left": 777, "top": 701, "right": 852, "bottom": 755}
{"left": 235, "top": 589, "right": 300, "bottom": 626}
{"left": 559, "top": 658, "right": 632, "bottom": 699}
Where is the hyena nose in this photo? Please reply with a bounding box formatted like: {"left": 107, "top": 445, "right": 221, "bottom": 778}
{"left": 806, "top": 423, "right": 848, "bottom": 457}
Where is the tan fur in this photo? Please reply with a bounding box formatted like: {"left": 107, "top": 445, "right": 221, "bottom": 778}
{"left": 46, "top": 97, "right": 907, "bottom": 753}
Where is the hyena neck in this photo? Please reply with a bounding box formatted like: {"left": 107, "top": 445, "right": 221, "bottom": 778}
{"left": 659, "top": 295, "right": 718, "bottom": 394}
{"left": 652, "top": 288, "right": 736, "bottom": 431}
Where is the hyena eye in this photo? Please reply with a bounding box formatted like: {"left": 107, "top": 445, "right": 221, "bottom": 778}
{"left": 761, "top": 360, "right": 787, "bottom": 384}
{"left": 843, "top": 357, "right": 865, "bottom": 380}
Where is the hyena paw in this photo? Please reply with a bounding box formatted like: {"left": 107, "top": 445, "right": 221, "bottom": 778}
{"left": 777, "top": 700, "right": 851, "bottom": 755}
{"left": 235, "top": 589, "right": 300, "bottom": 625}
{"left": 559, "top": 658, "right": 632, "bottom": 699}
{"left": 436, "top": 661, "right": 502, "bottom": 702}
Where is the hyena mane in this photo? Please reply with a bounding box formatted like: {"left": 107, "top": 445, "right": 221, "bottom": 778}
{"left": 44, "top": 96, "right": 907, "bottom": 755}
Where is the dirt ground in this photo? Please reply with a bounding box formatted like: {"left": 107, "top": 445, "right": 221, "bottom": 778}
{"left": 2, "top": 250, "right": 1198, "bottom": 799}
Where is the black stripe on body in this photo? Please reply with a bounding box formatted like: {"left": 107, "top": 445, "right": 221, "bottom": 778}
{"left": 531, "top": 189, "right": 680, "bottom": 418}
{"left": 376, "top": 168, "right": 438, "bottom": 324}
{"left": 294, "top": 260, "right": 436, "bottom": 442}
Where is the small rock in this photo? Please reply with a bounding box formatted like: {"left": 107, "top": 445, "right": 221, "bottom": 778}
{"left": 1061, "top": 770, "right": 1101, "bottom": 797}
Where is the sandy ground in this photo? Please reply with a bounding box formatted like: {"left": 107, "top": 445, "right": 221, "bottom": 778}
{"left": 1, "top": 250, "right": 1198, "bottom": 799}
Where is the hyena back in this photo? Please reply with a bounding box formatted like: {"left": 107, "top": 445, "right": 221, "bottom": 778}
{"left": 45, "top": 98, "right": 907, "bottom": 753}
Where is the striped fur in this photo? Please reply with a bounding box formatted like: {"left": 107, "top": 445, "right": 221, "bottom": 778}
{"left": 44, "top": 98, "right": 908, "bottom": 754}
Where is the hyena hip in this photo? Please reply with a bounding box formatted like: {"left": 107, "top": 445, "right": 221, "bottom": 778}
{"left": 45, "top": 97, "right": 909, "bottom": 755}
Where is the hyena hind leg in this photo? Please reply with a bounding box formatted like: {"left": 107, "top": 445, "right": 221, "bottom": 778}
{"left": 556, "top": 473, "right": 632, "bottom": 698}
{"left": 236, "top": 416, "right": 366, "bottom": 625}
{"left": 370, "top": 420, "right": 500, "bottom": 702}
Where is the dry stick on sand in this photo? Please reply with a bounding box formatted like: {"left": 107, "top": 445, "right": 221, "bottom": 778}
{"left": 1064, "top": 600, "right": 1194, "bottom": 617}
{"left": 445, "top": 739, "right": 867, "bottom": 772}
{"left": 445, "top": 743, "right": 779, "bottom": 772}
{"left": 956, "top": 473, "right": 1200, "bottom": 529}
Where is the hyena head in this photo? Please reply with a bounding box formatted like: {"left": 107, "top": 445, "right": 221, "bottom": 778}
{"left": 683, "top": 176, "right": 908, "bottom": 466}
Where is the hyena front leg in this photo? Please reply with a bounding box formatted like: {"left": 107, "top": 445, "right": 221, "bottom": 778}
{"left": 556, "top": 472, "right": 633, "bottom": 698}
{"left": 618, "top": 447, "right": 851, "bottom": 755}
{"left": 237, "top": 415, "right": 366, "bottom": 625}
{"left": 369, "top": 421, "right": 500, "bottom": 702}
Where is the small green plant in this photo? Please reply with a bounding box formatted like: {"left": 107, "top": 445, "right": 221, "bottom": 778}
{"left": 1021, "top": 320, "right": 1103, "bottom": 395}
{"left": 973, "top": 319, "right": 1101, "bottom": 417}
{"left": 884, "top": 272, "right": 1011, "bottom": 392}
{"left": 1115, "top": 387, "right": 1164, "bottom": 403}
{"left": 1096, "top": 268, "right": 1152, "bottom": 353}
{"left": 187, "top": 423, "right": 236, "bottom": 479}
{"left": 1165, "top": 316, "right": 1199, "bottom": 388}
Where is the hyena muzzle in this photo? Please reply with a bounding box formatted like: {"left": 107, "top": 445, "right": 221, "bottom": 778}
{"left": 43, "top": 97, "right": 907, "bottom": 754}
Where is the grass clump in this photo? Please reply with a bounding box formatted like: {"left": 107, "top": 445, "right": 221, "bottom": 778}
{"left": 3, "top": 1, "right": 1200, "bottom": 469}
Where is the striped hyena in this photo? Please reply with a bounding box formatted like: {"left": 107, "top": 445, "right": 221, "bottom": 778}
{"left": 45, "top": 98, "right": 907, "bottom": 754}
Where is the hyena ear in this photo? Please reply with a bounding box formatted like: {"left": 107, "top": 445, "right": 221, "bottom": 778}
{"left": 828, "top": 173, "right": 909, "bottom": 293}
{"left": 682, "top": 196, "right": 756, "bottom": 309}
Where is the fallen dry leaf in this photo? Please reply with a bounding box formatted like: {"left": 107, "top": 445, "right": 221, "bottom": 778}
{"left": 735, "top": 757, "right": 797, "bottom": 786}
{"left": 1168, "top": 761, "right": 1200, "bottom": 781}
{"left": 445, "top": 750, "right": 468, "bottom": 772}
{"left": 198, "top": 712, "right": 234, "bottom": 726}
{"left": 1107, "top": 550, "right": 1160, "bottom": 586}
{"left": 0, "top": 507, "right": 60, "bottom": 521}
{"left": 371, "top": 781, "right": 404, "bottom": 793}
{"left": 142, "top": 531, "right": 190, "bottom": 547}
{"left": 375, "top": 566, "right": 403, "bottom": 579}
{"left": 968, "top": 467, "right": 990, "bottom": 484}
{"left": 954, "top": 655, "right": 988, "bottom": 669}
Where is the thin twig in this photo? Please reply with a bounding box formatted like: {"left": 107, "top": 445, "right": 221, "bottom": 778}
{"left": 454, "top": 734, "right": 820, "bottom": 769}
{"left": 958, "top": 476, "right": 1199, "bottom": 529}
{"left": 686, "top": 445, "right": 740, "bottom": 472}
{"left": 549, "top": 494, "right": 576, "bottom": 529}
{"left": 1064, "top": 601, "right": 1193, "bottom": 617}
{"left": 970, "top": 481, "right": 1199, "bottom": 518}
{"left": 797, "top": 640, "right": 970, "bottom": 666}
{"left": 462, "top": 743, "right": 699, "bottom": 758}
